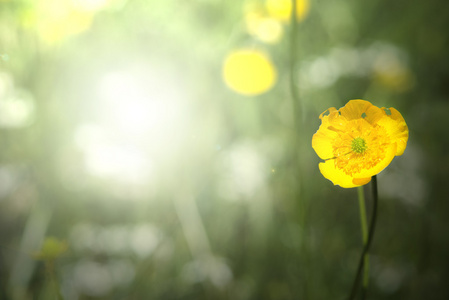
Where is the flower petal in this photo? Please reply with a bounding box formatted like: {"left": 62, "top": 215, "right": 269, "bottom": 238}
{"left": 319, "top": 160, "right": 371, "bottom": 188}
{"left": 313, "top": 108, "right": 349, "bottom": 160}
{"left": 378, "top": 107, "right": 409, "bottom": 156}
{"left": 353, "top": 177, "right": 372, "bottom": 186}
{"left": 312, "top": 128, "right": 338, "bottom": 160}
{"left": 363, "top": 105, "right": 385, "bottom": 125}
{"left": 339, "top": 99, "right": 373, "bottom": 120}
{"left": 327, "top": 110, "right": 347, "bottom": 131}
{"left": 337, "top": 99, "right": 385, "bottom": 124}
{"left": 354, "top": 142, "right": 397, "bottom": 178}
{"left": 319, "top": 107, "right": 337, "bottom": 121}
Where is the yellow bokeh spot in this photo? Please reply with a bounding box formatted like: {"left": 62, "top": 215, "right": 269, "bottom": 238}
{"left": 372, "top": 52, "right": 414, "bottom": 92}
{"left": 19, "top": 0, "right": 95, "bottom": 46}
{"left": 374, "top": 66, "right": 414, "bottom": 92}
{"left": 245, "top": 11, "right": 284, "bottom": 44}
{"left": 265, "top": 0, "right": 310, "bottom": 22}
{"left": 223, "top": 49, "right": 277, "bottom": 96}
{"left": 39, "top": 12, "right": 93, "bottom": 44}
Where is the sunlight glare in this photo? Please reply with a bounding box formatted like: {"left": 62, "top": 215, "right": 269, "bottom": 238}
{"left": 75, "top": 124, "right": 153, "bottom": 184}
{"left": 97, "top": 71, "right": 183, "bottom": 140}
{"left": 75, "top": 67, "right": 188, "bottom": 187}
{"left": 74, "top": 0, "right": 111, "bottom": 12}
{"left": 0, "top": 73, "right": 35, "bottom": 128}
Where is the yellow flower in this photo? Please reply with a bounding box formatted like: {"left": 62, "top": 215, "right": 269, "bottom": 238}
{"left": 20, "top": 0, "right": 94, "bottom": 46}
{"left": 245, "top": 11, "right": 284, "bottom": 44}
{"left": 223, "top": 49, "right": 277, "bottom": 96}
{"left": 312, "top": 100, "right": 408, "bottom": 188}
{"left": 265, "top": 0, "right": 310, "bottom": 22}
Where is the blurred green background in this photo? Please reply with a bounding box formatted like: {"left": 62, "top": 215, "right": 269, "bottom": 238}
{"left": 0, "top": 0, "right": 448, "bottom": 299}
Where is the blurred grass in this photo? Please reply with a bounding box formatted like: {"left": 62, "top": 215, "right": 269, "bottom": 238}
{"left": 0, "top": 0, "right": 448, "bottom": 299}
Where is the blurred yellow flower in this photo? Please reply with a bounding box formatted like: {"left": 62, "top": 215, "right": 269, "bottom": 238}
{"left": 373, "top": 63, "right": 414, "bottom": 92}
{"left": 223, "top": 49, "right": 277, "bottom": 95}
{"left": 312, "top": 100, "right": 408, "bottom": 188}
{"left": 245, "top": 11, "right": 284, "bottom": 44}
{"left": 20, "top": 0, "right": 96, "bottom": 45}
{"left": 265, "top": 0, "right": 310, "bottom": 22}
{"left": 34, "top": 237, "right": 68, "bottom": 261}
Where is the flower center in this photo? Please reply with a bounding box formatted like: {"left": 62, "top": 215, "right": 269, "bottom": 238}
{"left": 351, "top": 137, "right": 367, "bottom": 154}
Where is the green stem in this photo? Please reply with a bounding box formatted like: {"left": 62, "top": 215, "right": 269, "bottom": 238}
{"left": 357, "top": 186, "right": 370, "bottom": 291}
{"left": 289, "top": 2, "right": 309, "bottom": 299}
{"left": 289, "top": 0, "right": 301, "bottom": 126}
{"left": 348, "top": 176, "right": 378, "bottom": 300}
{"left": 45, "top": 260, "right": 64, "bottom": 300}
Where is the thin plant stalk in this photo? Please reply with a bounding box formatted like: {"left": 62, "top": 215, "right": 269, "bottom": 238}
{"left": 45, "top": 260, "right": 64, "bottom": 300}
{"left": 357, "top": 186, "right": 370, "bottom": 290}
{"left": 289, "top": 1, "right": 310, "bottom": 298}
{"left": 289, "top": 0, "right": 301, "bottom": 125}
{"left": 348, "top": 176, "right": 378, "bottom": 300}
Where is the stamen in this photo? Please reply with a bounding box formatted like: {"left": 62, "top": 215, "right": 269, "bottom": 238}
{"left": 351, "top": 137, "right": 367, "bottom": 154}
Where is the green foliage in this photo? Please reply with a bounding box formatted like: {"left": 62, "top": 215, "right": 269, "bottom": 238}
{"left": 0, "top": 0, "right": 448, "bottom": 299}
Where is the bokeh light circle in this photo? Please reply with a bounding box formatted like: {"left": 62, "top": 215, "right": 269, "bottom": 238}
{"left": 222, "top": 49, "right": 277, "bottom": 96}
{"left": 265, "top": 0, "right": 310, "bottom": 22}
